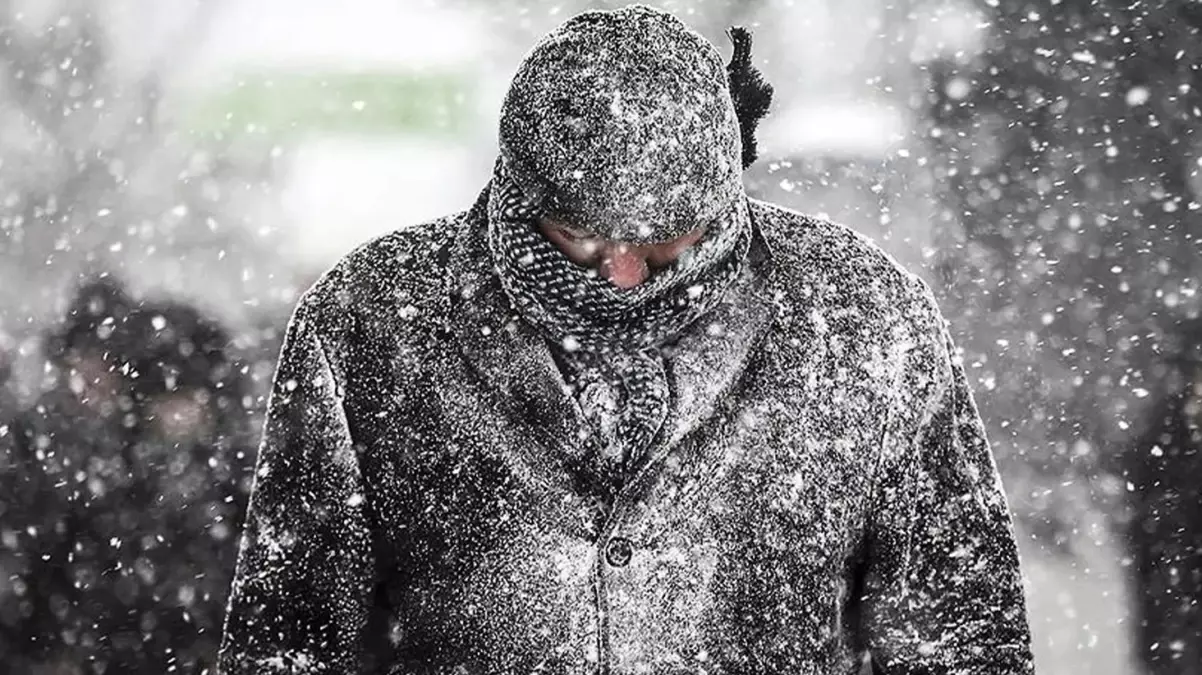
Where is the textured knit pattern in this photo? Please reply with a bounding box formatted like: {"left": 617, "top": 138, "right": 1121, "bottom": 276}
{"left": 487, "top": 161, "right": 750, "bottom": 489}
{"left": 487, "top": 162, "right": 750, "bottom": 354}
{"left": 497, "top": 4, "right": 743, "bottom": 243}
{"left": 215, "top": 192, "right": 1034, "bottom": 675}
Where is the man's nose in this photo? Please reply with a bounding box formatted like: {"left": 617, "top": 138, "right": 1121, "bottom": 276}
{"left": 600, "top": 244, "right": 649, "bottom": 289}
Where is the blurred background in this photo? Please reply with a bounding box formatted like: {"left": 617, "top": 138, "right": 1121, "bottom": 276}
{"left": 0, "top": 0, "right": 1199, "bottom": 672}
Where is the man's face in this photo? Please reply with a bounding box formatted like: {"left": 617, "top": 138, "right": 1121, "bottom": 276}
{"left": 65, "top": 349, "right": 124, "bottom": 414}
{"left": 538, "top": 218, "right": 706, "bottom": 289}
{"left": 147, "top": 388, "right": 213, "bottom": 443}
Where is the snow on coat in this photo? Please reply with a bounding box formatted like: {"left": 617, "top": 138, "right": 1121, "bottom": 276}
{"left": 220, "top": 5, "right": 1032, "bottom": 673}
{"left": 215, "top": 182, "right": 1034, "bottom": 674}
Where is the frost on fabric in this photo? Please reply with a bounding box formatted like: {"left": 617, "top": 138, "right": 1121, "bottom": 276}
{"left": 216, "top": 4, "right": 1030, "bottom": 673}
{"left": 215, "top": 191, "right": 1033, "bottom": 674}
{"left": 497, "top": 5, "right": 743, "bottom": 244}
{"left": 217, "top": 295, "right": 373, "bottom": 674}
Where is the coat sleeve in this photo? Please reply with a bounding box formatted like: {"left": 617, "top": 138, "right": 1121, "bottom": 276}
{"left": 860, "top": 289, "right": 1034, "bottom": 674}
{"left": 217, "top": 294, "right": 375, "bottom": 674}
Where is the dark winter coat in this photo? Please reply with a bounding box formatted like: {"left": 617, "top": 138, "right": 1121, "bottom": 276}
{"left": 216, "top": 184, "right": 1034, "bottom": 674}
{"left": 1128, "top": 373, "right": 1202, "bottom": 674}
{"left": 1, "top": 296, "right": 255, "bottom": 674}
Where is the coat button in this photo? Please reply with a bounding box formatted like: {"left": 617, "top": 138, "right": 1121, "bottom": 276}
{"left": 605, "top": 536, "right": 633, "bottom": 567}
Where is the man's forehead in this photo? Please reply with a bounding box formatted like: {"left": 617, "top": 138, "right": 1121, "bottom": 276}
{"left": 540, "top": 213, "right": 706, "bottom": 246}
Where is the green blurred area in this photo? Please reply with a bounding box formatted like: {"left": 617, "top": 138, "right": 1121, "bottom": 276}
{"left": 186, "top": 70, "right": 476, "bottom": 137}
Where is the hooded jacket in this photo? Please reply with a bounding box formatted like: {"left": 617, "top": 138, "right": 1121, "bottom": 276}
{"left": 217, "top": 6, "right": 1034, "bottom": 674}
{"left": 4, "top": 286, "right": 255, "bottom": 674}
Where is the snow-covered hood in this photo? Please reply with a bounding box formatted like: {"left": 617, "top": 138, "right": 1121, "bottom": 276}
{"left": 495, "top": 4, "right": 744, "bottom": 244}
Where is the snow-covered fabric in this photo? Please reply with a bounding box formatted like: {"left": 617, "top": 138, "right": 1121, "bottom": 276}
{"left": 497, "top": 5, "right": 743, "bottom": 244}
{"left": 218, "top": 4, "right": 1031, "bottom": 673}
{"left": 483, "top": 3, "right": 754, "bottom": 494}
{"left": 487, "top": 4, "right": 758, "bottom": 496}
{"left": 487, "top": 160, "right": 751, "bottom": 491}
{"left": 216, "top": 188, "right": 1033, "bottom": 675}
{"left": 487, "top": 162, "right": 750, "bottom": 354}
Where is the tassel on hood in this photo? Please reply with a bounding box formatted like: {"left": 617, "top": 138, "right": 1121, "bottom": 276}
{"left": 495, "top": 4, "right": 772, "bottom": 245}
{"left": 726, "top": 26, "right": 774, "bottom": 170}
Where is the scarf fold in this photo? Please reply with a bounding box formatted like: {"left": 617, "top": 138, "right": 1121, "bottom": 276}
{"left": 486, "top": 160, "right": 751, "bottom": 493}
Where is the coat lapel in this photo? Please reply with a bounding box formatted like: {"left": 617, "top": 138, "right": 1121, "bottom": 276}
{"left": 445, "top": 184, "right": 592, "bottom": 477}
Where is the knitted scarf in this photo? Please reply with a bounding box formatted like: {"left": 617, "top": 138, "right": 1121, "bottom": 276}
{"left": 487, "top": 161, "right": 751, "bottom": 492}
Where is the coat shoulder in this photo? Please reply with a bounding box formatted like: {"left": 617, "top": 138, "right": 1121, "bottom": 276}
{"left": 294, "top": 211, "right": 466, "bottom": 348}
{"left": 749, "top": 198, "right": 944, "bottom": 346}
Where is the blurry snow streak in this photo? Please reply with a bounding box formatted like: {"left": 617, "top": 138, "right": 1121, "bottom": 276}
{"left": 1017, "top": 520, "right": 1136, "bottom": 675}
{"left": 190, "top": 0, "right": 486, "bottom": 75}
{"left": 760, "top": 102, "right": 908, "bottom": 159}
{"left": 184, "top": 71, "right": 475, "bottom": 138}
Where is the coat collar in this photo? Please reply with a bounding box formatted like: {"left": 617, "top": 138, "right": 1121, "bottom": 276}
{"left": 443, "top": 181, "right": 780, "bottom": 499}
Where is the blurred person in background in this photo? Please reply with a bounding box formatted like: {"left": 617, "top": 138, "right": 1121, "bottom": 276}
{"left": 2, "top": 276, "right": 143, "bottom": 674}
{"left": 1128, "top": 319, "right": 1202, "bottom": 675}
{"left": 0, "top": 328, "right": 26, "bottom": 666}
{"left": 3, "top": 276, "right": 254, "bottom": 674}
{"left": 118, "top": 298, "right": 256, "bottom": 673}
{"left": 218, "top": 5, "right": 1032, "bottom": 674}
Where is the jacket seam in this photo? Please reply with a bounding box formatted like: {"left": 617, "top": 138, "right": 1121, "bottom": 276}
{"left": 301, "top": 296, "right": 387, "bottom": 641}
{"left": 864, "top": 269, "right": 956, "bottom": 531}
{"left": 862, "top": 347, "right": 910, "bottom": 544}
{"left": 862, "top": 313, "right": 956, "bottom": 599}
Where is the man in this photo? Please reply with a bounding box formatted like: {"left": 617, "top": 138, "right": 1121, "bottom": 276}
{"left": 218, "top": 5, "right": 1034, "bottom": 674}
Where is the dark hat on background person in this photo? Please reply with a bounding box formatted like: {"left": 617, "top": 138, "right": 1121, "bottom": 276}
{"left": 44, "top": 275, "right": 141, "bottom": 367}
{"left": 128, "top": 300, "right": 238, "bottom": 400}
{"left": 497, "top": 3, "right": 773, "bottom": 244}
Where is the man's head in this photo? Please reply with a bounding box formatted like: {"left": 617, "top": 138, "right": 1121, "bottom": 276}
{"left": 46, "top": 276, "right": 139, "bottom": 414}
{"left": 486, "top": 5, "right": 771, "bottom": 351}
{"left": 497, "top": 4, "right": 744, "bottom": 248}
{"left": 494, "top": 5, "right": 773, "bottom": 290}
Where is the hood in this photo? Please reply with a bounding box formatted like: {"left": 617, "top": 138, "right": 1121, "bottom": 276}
{"left": 496, "top": 4, "right": 746, "bottom": 244}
